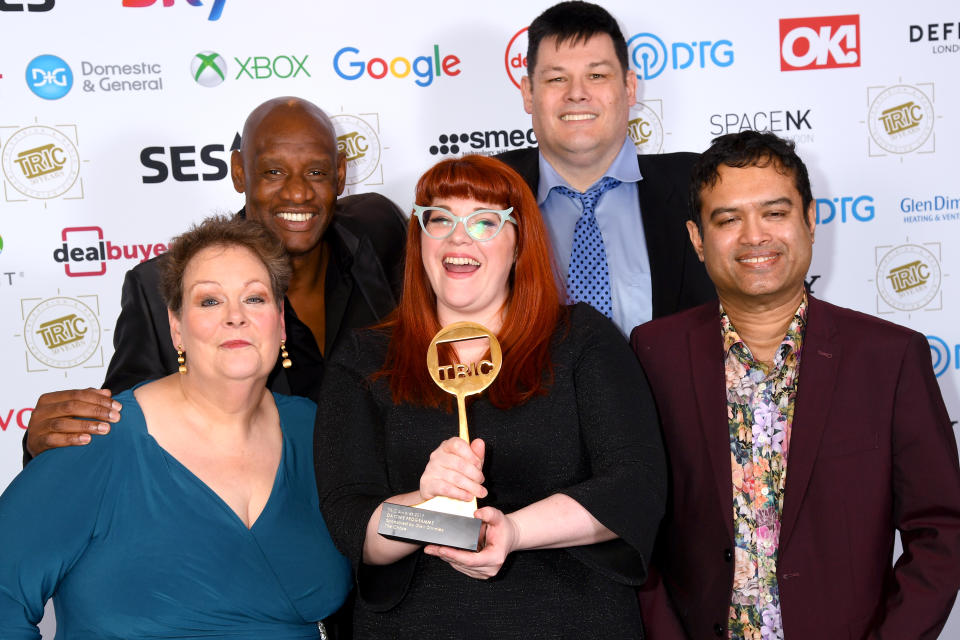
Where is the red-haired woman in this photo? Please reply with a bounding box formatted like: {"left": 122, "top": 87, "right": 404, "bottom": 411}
{"left": 315, "top": 155, "right": 665, "bottom": 638}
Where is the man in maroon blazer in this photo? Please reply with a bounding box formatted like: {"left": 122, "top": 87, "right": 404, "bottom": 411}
{"left": 632, "top": 130, "right": 960, "bottom": 639}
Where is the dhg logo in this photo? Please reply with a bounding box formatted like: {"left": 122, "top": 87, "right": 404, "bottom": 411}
{"left": 780, "top": 15, "right": 860, "bottom": 71}
{"left": 927, "top": 335, "right": 959, "bottom": 378}
{"left": 191, "top": 51, "right": 227, "bottom": 87}
{"left": 334, "top": 45, "right": 461, "bottom": 87}
{"left": 816, "top": 195, "right": 874, "bottom": 224}
{"left": 122, "top": 0, "right": 225, "bottom": 21}
{"left": 26, "top": 54, "right": 72, "bottom": 100}
{"left": 627, "top": 33, "right": 733, "bottom": 80}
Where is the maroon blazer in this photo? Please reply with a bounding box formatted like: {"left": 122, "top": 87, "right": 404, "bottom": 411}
{"left": 631, "top": 295, "right": 960, "bottom": 639}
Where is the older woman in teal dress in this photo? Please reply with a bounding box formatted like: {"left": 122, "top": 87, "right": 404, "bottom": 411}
{"left": 0, "top": 216, "right": 350, "bottom": 638}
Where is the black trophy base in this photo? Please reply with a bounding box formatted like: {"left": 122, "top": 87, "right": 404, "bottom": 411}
{"left": 378, "top": 502, "right": 483, "bottom": 551}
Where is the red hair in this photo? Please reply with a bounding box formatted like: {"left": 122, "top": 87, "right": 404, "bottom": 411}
{"left": 378, "top": 155, "right": 563, "bottom": 409}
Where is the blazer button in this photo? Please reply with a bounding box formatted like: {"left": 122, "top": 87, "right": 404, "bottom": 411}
{"left": 723, "top": 548, "right": 733, "bottom": 562}
{"left": 713, "top": 622, "right": 724, "bottom": 636}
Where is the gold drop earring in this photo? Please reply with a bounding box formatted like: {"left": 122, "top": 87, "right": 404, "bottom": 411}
{"left": 280, "top": 340, "right": 292, "bottom": 369}
{"left": 177, "top": 345, "right": 186, "bottom": 374}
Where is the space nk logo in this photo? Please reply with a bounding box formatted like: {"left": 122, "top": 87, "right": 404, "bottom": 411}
{"left": 779, "top": 15, "right": 860, "bottom": 71}
{"left": 0, "top": 0, "right": 53, "bottom": 10}
{"left": 26, "top": 54, "right": 72, "bottom": 99}
{"left": 627, "top": 32, "right": 733, "bottom": 80}
{"left": 52, "top": 226, "right": 168, "bottom": 277}
{"left": 140, "top": 134, "right": 237, "bottom": 183}
{"left": 122, "top": 0, "right": 225, "bottom": 21}
{"left": 816, "top": 195, "right": 874, "bottom": 224}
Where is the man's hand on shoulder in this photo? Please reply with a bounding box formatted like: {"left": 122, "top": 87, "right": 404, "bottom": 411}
{"left": 26, "top": 388, "right": 121, "bottom": 457}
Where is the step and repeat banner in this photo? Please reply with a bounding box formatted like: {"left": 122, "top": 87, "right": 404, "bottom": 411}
{"left": 1, "top": 0, "right": 958, "bottom": 634}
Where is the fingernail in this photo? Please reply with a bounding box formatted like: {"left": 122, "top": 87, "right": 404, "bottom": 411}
{"left": 109, "top": 410, "right": 120, "bottom": 421}
{"left": 78, "top": 434, "right": 91, "bottom": 444}
{"left": 95, "top": 423, "right": 110, "bottom": 434}
{"left": 111, "top": 400, "right": 121, "bottom": 410}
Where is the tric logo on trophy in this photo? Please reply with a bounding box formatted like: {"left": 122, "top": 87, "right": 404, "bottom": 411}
{"left": 378, "top": 322, "right": 501, "bottom": 551}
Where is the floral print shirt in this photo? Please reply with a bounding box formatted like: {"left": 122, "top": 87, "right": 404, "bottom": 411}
{"left": 722, "top": 297, "right": 807, "bottom": 640}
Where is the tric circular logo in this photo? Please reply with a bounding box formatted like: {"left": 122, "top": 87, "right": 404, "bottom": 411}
{"left": 868, "top": 85, "right": 934, "bottom": 154}
{"left": 23, "top": 297, "right": 101, "bottom": 369}
{"left": 876, "top": 244, "right": 941, "bottom": 311}
{"left": 2, "top": 125, "right": 80, "bottom": 199}
{"left": 628, "top": 33, "right": 667, "bottom": 80}
{"left": 191, "top": 51, "right": 228, "bottom": 87}
{"left": 26, "top": 54, "right": 73, "bottom": 100}
{"left": 331, "top": 114, "right": 381, "bottom": 185}
{"left": 504, "top": 28, "right": 528, "bottom": 90}
{"left": 628, "top": 103, "right": 664, "bottom": 154}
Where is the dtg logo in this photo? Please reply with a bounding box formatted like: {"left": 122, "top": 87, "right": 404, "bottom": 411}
{"left": 25, "top": 54, "right": 72, "bottom": 100}
{"left": 627, "top": 32, "right": 733, "bottom": 80}
{"left": 333, "top": 45, "right": 461, "bottom": 87}
{"left": 191, "top": 51, "right": 227, "bottom": 87}
{"left": 816, "top": 195, "right": 874, "bottom": 224}
{"left": 779, "top": 15, "right": 860, "bottom": 71}
{"left": 122, "top": 0, "right": 225, "bottom": 21}
{"left": 927, "top": 335, "right": 958, "bottom": 378}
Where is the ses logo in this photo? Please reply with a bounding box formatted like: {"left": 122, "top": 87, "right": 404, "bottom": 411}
{"left": 18, "top": 295, "right": 103, "bottom": 372}
{"left": 0, "top": 0, "right": 52, "bottom": 10}
{"left": 25, "top": 54, "right": 72, "bottom": 100}
{"left": 909, "top": 22, "right": 959, "bottom": 55}
{"left": 1, "top": 124, "right": 83, "bottom": 202}
{"left": 901, "top": 193, "right": 960, "bottom": 224}
{"left": 140, "top": 133, "right": 238, "bottom": 184}
{"left": 866, "top": 83, "right": 936, "bottom": 157}
{"left": 53, "top": 226, "right": 168, "bottom": 277}
{"left": 627, "top": 32, "right": 733, "bottom": 80}
{"left": 874, "top": 242, "right": 943, "bottom": 314}
{"left": 427, "top": 127, "right": 536, "bottom": 157}
{"left": 927, "top": 335, "right": 960, "bottom": 378}
{"left": 334, "top": 45, "right": 461, "bottom": 87}
{"left": 332, "top": 113, "right": 383, "bottom": 186}
{"left": 122, "top": 0, "right": 225, "bottom": 21}
{"left": 816, "top": 195, "right": 874, "bottom": 224}
{"left": 779, "top": 15, "right": 860, "bottom": 71}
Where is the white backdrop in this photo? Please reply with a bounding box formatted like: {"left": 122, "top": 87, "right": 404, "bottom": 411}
{"left": 1, "top": 0, "right": 958, "bottom": 635}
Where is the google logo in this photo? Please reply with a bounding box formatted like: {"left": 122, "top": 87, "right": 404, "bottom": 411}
{"left": 333, "top": 45, "right": 460, "bottom": 88}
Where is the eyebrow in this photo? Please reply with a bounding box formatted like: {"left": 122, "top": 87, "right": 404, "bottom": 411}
{"left": 708, "top": 197, "right": 795, "bottom": 219}
{"left": 431, "top": 203, "right": 504, "bottom": 213}
{"left": 188, "top": 279, "right": 267, "bottom": 289}
{"left": 537, "top": 60, "right": 615, "bottom": 74}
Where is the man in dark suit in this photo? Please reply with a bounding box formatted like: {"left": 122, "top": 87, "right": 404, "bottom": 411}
{"left": 632, "top": 130, "right": 960, "bottom": 639}
{"left": 497, "top": 1, "right": 713, "bottom": 335}
{"left": 24, "top": 97, "right": 406, "bottom": 458}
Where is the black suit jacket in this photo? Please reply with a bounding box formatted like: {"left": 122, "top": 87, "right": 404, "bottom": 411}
{"left": 103, "top": 192, "right": 406, "bottom": 399}
{"left": 496, "top": 147, "right": 715, "bottom": 320}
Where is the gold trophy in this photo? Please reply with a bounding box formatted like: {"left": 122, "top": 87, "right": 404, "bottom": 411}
{"left": 377, "top": 322, "right": 501, "bottom": 551}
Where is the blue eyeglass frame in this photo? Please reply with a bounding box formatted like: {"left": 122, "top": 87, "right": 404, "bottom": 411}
{"left": 411, "top": 204, "right": 517, "bottom": 241}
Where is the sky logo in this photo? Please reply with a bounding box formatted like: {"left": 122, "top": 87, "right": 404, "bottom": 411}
{"left": 25, "top": 54, "right": 72, "bottom": 100}
{"left": 122, "top": 0, "right": 225, "bottom": 21}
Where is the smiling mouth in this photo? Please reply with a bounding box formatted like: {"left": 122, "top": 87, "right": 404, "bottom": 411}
{"left": 737, "top": 255, "right": 778, "bottom": 265}
{"left": 275, "top": 211, "right": 316, "bottom": 223}
{"left": 561, "top": 113, "right": 597, "bottom": 121}
{"left": 443, "top": 256, "right": 481, "bottom": 273}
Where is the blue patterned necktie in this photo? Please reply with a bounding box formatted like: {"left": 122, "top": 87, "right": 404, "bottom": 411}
{"left": 555, "top": 177, "right": 621, "bottom": 318}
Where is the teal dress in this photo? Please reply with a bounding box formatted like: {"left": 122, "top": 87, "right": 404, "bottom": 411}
{"left": 0, "top": 388, "right": 351, "bottom": 639}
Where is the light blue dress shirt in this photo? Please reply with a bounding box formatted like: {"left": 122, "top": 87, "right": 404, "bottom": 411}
{"left": 538, "top": 137, "right": 653, "bottom": 336}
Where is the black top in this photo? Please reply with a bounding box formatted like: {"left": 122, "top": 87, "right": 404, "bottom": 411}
{"left": 496, "top": 147, "right": 716, "bottom": 320}
{"left": 314, "top": 303, "right": 667, "bottom": 639}
{"left": 103, "top": 193, "right": 407, "bottom": 400}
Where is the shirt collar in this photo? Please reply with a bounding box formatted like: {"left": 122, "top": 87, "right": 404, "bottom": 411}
{"left": 720, "top": 293, "right": 809, "bottom": 369}
{"left": 536, "top": 136, "right": 642, "bottom": 205}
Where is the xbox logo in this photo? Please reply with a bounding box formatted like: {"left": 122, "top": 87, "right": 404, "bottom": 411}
{"left": 191, "top": 51, "right": 227, "bottom": 87}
